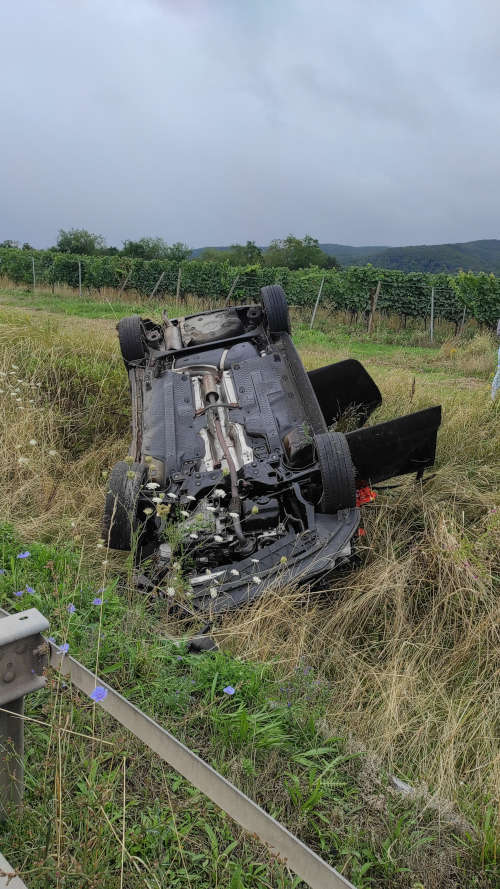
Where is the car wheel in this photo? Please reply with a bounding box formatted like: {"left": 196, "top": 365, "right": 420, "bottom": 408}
{"left": 314, "top": 431, "right": 356, "bottom": 513}
{"left": 102, "top": 460, "right": 148, "bottom": 550}
{"left": 117, "top": 315, "right": 146, "bottom": 365}
{"left": 261, "top": 285, "right": 291, "bottom": 333}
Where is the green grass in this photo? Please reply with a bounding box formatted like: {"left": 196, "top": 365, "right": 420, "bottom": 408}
{"left": 0, "top": 290, "right": 497, "bottom": 888}
{"left": 1, "top": 526, "right": 492, "bottom": 889}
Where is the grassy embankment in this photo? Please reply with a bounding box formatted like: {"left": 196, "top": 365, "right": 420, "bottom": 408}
{"left": 0, "top": 283, "right": 498, "bottom": 888}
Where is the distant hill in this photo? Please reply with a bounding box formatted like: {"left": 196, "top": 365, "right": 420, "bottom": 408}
{"left": 191, "top": 239, "right": 500, "bottom": 274}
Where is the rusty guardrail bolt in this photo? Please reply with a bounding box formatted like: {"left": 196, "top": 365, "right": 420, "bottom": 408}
{"left": 0, "top": 609, "right": 49, "bottom": 818}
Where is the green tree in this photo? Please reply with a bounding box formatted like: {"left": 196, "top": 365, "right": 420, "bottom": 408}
{"left": 122, "top": 237, "right": 190, "bottom": 261}
{"left": 56, "top": 228, "right": 106, "bottom": 254}
{"left": 0, "top": 239, "right": 19, "bottom": 248}
{"left": 168, "top": 241, "right": 192, "bottom": 263}
{"left": 263, "top": 234, "right": 339, "bottom": 269}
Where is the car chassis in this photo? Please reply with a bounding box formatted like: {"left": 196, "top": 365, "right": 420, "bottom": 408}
{"left": 103, "top": 286, "right": 441, "bottom": 615}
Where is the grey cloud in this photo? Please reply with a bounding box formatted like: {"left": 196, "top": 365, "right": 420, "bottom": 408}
{"left": 1, "top": 0, "right": 499, "bottom": 248}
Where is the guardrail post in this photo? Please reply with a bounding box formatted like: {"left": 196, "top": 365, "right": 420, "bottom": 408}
{"left": 0, "top": 609, "right": 49, "bottom": 817}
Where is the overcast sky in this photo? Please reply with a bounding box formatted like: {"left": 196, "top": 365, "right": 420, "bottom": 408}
{"left": 1, "top": 0, "right": 499, "bottom": 249}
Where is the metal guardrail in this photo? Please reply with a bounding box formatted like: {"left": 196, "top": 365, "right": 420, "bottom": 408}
{"left": 0, "top": 851, "right": 29, "bottom": 889}
{"left": 1, "top": 608, "right": 356, "bottom": 889}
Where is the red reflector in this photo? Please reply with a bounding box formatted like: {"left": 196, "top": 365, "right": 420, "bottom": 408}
{"left": 356, "top": 486, "right": 377, "bottom": 507}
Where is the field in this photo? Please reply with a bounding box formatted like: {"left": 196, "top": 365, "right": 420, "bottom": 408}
{"left": 0, "top": 281, "right": 498, "bottom": 889}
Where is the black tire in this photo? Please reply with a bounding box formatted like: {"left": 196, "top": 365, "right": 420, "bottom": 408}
{"left": 102, "top": 461, "right": 148, "bottom": 550}
{"left": 117, "top": 315, "right": 146, "bottom": 365}
{"left": 314, "top": 431, "right": 356, "bottom": 513}
{"left": 261, "top": 285, "right": 291, "bottom": 334}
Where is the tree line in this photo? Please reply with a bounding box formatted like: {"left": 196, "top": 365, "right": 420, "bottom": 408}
{"left": 0, "top": 230, "right": 340, "bottom": 271}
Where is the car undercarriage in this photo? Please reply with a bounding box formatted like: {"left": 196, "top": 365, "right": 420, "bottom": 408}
{"left": 103, "top": 286, "right": 441, "bottom": 615}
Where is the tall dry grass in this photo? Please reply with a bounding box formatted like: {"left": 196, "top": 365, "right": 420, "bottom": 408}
{"left": 0, "top": 303, "right": 498, "bottom": 820}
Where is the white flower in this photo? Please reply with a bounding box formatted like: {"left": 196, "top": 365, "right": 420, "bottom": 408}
{"left": 205, "top": 568, "right": 212, "bottom": 576}
{"left": 11, "top": 365, "right": 19, "bottom": 370}
{"left": 29, "top": 439, "right": 37, "bottom": 446}
{"left": 172, "top": 562, "right": 180, "bottom": 569}
{"left": 229, "top": 511, "right": 239, "bottom": 519}
{"left": 48, "top": 449, "right": 58, "bottom": 456}
{"left": 251, "top": 558, "right": 260, "bottom": 565}
{"left": 230, "top": 569, "right": 240, "bottom": 576}
{"left": 0, "top": 371, "right": 6, "bottom": 377}
{"left": 16, "top": 398, "right": 22, "bottom": 403}
{"left": 146, "top": 482, "right": 160, "bottom": 490}
{"left": 213, "top": 488, "right": 226, "bottom": 498}
{"left": 189, "top": 532, "right": 198, "bottom": 540}
{"left": 180, "top": 510, "right": 189, "bottom": 518}
{"left": 210, "top": 587, "right": 218, "bottom": 598}
{"left": 102, "top": 560, "right": 109, "bottom": 567}
{"left": 214, "top": 534, "right": 224, "bottom": 543}
{"left": 18, "top": 456, "right": 29, "bottom": 465}
{"left": 252, "top": 576, "right": 261, "bottom": 584}
{"left": 206, "top": 505, "right": 217, "bottom": 512}
{"left": 152, "top": 497, "right": 162, "bottom": 504}
{"left": 143, "top": 507, "right": 154, "bottom": 516}
{"left": 70, "top": 521, "right": 76, "bottom": 528}
{"left": 166, "top": 587, "right": 175, "bottom": 598}
{"left": 186, "top": 495, "right": 196, "bottom": 502}
{"left": 96, "top": 542, "right": 104, "bottom": 549}
{"left": 166, "top": 492, "right": 177, "bottom": 500}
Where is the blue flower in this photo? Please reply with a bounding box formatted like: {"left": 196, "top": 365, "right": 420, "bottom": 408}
{"left": 223, "top": 685, "right": 235, "bottom": 696}
{"left": 13, "top": 590, "right": 23, "bottom": 597}
{"left": 17, "top": 551, "right": 30, "bottom": 559}
{"left": 92, "top": 596, "right": 103, "bottom": 606}
{"left": 25, "top": 585, "right": 35, "bottom": 594}
{"left": 48, "top": 636, "right": 56, "bottom": 644}
{"left": 58, "top": 642, "right": 69, "bottom": 655}
{"left": 68, "top": 603, "right": 76, "bottom": 614}
{"left": 89, "top": 686, "right": 108, "bottom": 703}
{"left": 0, "top": 569, "right": 6, "bottom": 575}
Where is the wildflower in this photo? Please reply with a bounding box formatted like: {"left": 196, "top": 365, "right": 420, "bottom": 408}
{"left": 25, "top": 586, "right": 35, "bottom": 594}
{"left": 206, "top": 505, "right": 217, "bottom": 512}
{"left": 152, "top": 496, "right": 162, "bottom": 504}
{"left": 189, "top": 532, "right": 198, "bottom": 540}
{"left": 157, "top": 504, "right": 171, "bottom": 517}
{"left": 70, "top": 520, "right": 76, "bottom": 528}
{"left": 29, "top": 439, "right": 37, "bottom": 446}
{"left": 12, "top": 365, "right": 19, "bottom": 370}
{"left": 180, "top": 510, "right": 189, "bottom": 518}
{"left": 17, "top": 456, "right": 29, "bottom": 465}
{"left": 143, "top": 507, "right": 153, "bottom": 516}
{"left": 213, "top": 488, "right": 226, "bottom": 498}
{"left": 146, "top": 481, "right": 160, "bottom": 490}
{"left": 222, "top": 467, "right": 230, "bottom": 476}
{"left": 229, "top": 511, "right": 239, "bottom": 519}
{"left": 209, "top": 586, "right": 218, "bottom": 597}
{"left": 251, "top": 558, "right": 259, "bottom": 565}
{"left": 58, "top": 642, "right": 69, "bottom": 655}
{"left": 166, "top": 492, "right": 177, "bottom": 500}
{"left": 144, "top": 455, "right": 153, "bottom": 463}
{"left": 213, "top": 534, "right": 224, "bottom": 543}
{"left": 126, "top": 470, "right": 135, "bottom": 479}
{"left": 96, "top": 542, "right": 104, "bottom": 549}
{"left": 92, "top": 596, "right": 103, "bottom": 605}
{"left": 230, "top": 569, "right": 240, "bottom": 576}
{"left": 251, "top": 505, "right": 259, "bottom": 514}
{"left": 68, "top": 603, "right": 76, "bottom": 614}
{"left": 0, "top": 569, "right": 5, "bottom": 575}
{"left": 166, "top": 587, "right": 175, "bottom": 597}
{"left": 17, "top": 551, "right": 30, "bottom": 559}
{"left": 280, "top": 555, "right": 287, "bottom": 564}
{"left": 14, "top": 590, "right": 23, "bottom": 597}
{"left": 252, "top": 576, "right": 261, "bottom": 584}
{"left": 186, "top": 495, "right": 196, "bottom": 502}
{"left": 223, "top": 686, "right": 235, "bottom": 695}
{"left": 124, "top": 455, "right": 134, "bottom": 464}
{"left": 89, "top": 686, "right": 108, "bottom": 703}
{"left": 48, "top": 449, "right": 58, "bottom": 457}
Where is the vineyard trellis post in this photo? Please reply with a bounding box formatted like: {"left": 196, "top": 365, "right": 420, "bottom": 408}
{"left": 309, "top": 275, "right": 325, "bottom": 329}
{"left": 430, "top": 287, "right": 435, "bottom": 342}
{"left": 226, "top": 274, "right": 239, "bottom": 305}
{"left": 459, "top": 305, "right": 467, "bottom": 337}
{"left": 31, "top": 257, "right": 36, "bottom": 292}
{"left": 78, "top": 260, "right": 82, "bottom": 298}
{"left": 367, "top": 280, "right": 381, "bottom": 335}
{"left": 176, "top": 265, "right": 182, "bottom": 305}
{"left": 150, "top": 270, "right": 165, "bottom": 299}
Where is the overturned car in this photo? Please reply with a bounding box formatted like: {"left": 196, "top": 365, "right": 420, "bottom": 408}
{"left": 103, "top": 286, "right": 441, "bottom": 613}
